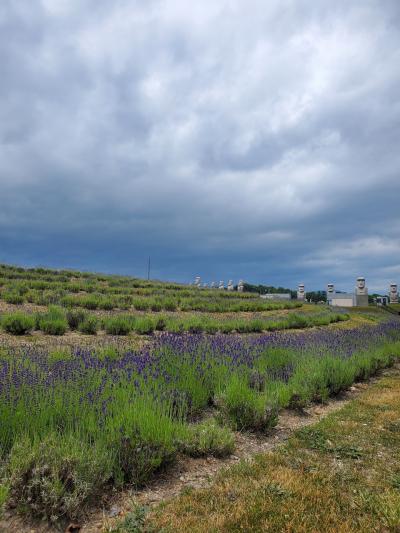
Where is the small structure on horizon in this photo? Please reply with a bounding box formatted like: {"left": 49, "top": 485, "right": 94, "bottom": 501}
{"left": 210, "top": 281, "right": 216, "bottom": 289}
{"left": 194, "top": 276, "right": 201, "bottom": 288}
{"left": 227, "top": 280, "right": 234, "bottom": 291}
{"left": 261, "top": 293, "right": 291, "bottom": 301}
{"left": 376, "top": 295, "right": 389, "bottom": 306}
{"left": 237, "top": 280, "right": 244, "bottom": 292}
{"left": 355, "top": 276, "right": 369, "bottom": 306}
{"left": 329, "top": 277, "right": 369, "bottom": 307}
{"left": 389, "top": 283, "right": 399, "bottom": 304}
{"left": 328, "top": 292, "right": 355, "bottom": 307}
{"left": 218, "top": 280, "right": 224, "bottom": 290}
{"left": 297, "top": 283, "right": 305, "bottom": 301}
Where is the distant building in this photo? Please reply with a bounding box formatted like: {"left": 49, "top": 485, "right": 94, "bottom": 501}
{"left": 328, "top": 277, "right": 369, "bottom": 307}
{"left": 328, "top": 293, "right": 356, "bottom": 307}
{"left": 376, "top": 296, "right": 389, "bottom": 306}
{"left": 260, "top": 293, "right": 291, "bottom": 301}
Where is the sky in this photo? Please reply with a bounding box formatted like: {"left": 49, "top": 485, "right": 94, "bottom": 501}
{"left": 1, "top": 0, "right": 399, "bottom": 292}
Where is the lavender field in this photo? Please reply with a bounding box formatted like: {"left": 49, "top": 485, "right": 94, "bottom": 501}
{"left": 0, "top": 317, "right": 400, "bottom": 523}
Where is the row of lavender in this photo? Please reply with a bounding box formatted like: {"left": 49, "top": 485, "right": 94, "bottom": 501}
{"left": 0, "top": 319, "right": 399, "bottom": 521}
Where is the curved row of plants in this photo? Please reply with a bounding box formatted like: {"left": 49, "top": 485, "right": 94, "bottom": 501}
{"left": 0, "top": 288, "right": 298, "bottom": 313}
{"left": 0, "top": 307, "right": 349, "bottom": 336}
{"left": 0, "top": 264, "right": 256, "bottom": 299}
{"left": 0, "top": 321, "right": 399, "bottom": 523}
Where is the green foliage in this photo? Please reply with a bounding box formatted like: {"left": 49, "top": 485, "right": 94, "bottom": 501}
{"left": 66, "top": 309, "right": 87, "bottom": 330}
{"left": 2, "top": 291, "right": 24, "bottom": 304}
{"left": 109, "top": 505, "right": 148, "bottom": 533}
{"left": 0, "top": 483, "right": 8, "bottom": 518}
{"left": 104, "top": 316, "right": 134, "bottom": 335}
{"left": 1, "top": 312, "right": 35, "bottom": 335}
{"left": 47, "top": 348, "right": 74, "bottom": 365}
{"left": 217, "top": 375, "right": 278, "bottom": 432}
{"left": 38, "top": 306, "right": 68, "bottom": 336}
{"left": 78, "top": 316, "right": 98, "bottom": 335}
{"left": 177, "top": 419, "right": 235, "bottom": 458}
{"left": 7, "top": 433, "right": 113, "bottom": 522}
{"left": 133, "top": 317, "right": 155, "bottom": 335}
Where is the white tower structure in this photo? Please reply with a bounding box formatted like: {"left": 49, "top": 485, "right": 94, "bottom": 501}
{"left": 327, "top": 283, "right": 335, "bottom": 300}
{"left": 227, "top": 280, "right": 234, "bottom": 291}
{"left": 237, "top": 280, "right": 244, "bottom": 292}
{"left": 194, "top": 276, "right": 201, "bottom": 288}
{"left": 355, "top": 277, "right": 368, "bottom": 306}
{"left": 389, "top": 283, "right": 399, "bottom": 304}
{"left": 218, "top": 280, "right": 224, "bottom": 290}
{"left": 297, "top": 283, "right": 305, "bottom": 301}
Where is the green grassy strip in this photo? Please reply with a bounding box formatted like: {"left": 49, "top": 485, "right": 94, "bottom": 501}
{"left": 147, "top": 366, "right": 400, "bottom": 532}
{"left": 0, "top": 309, "right": 349, "bottom": 336}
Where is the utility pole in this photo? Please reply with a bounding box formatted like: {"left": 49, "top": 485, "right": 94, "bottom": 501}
{"left": 147, "top": 256, "right": 151, "bottom": 281}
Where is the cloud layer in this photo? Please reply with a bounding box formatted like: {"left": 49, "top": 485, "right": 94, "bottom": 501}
{"left": 1, "top": 0, "right": 400, "bottom": 291}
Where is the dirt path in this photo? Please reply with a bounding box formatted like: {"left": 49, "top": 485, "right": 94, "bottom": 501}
{"left": 2, "top": 365, "right": 399, "bottom": 533}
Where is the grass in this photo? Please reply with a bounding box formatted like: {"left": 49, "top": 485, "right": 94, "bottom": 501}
{"left": 0, "top": 262, "right": 399, "bottom": 528}
{"left": 147, "top": 366, "right": 400, "bottom": 532}
{"left": 0, "top": 330, "right": 399, "bottom": 523}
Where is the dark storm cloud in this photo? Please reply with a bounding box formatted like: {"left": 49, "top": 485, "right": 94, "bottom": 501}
{"left": 0, "top": 0, "right": 400, "bottom": 291}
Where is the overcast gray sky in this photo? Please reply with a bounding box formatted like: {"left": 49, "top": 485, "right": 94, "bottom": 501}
{"left": 1, "top": 0, "right": 399, "bottom": 292}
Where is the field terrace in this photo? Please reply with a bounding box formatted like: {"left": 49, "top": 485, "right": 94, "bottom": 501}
{"left": 0, "top": 265, "right": 399, "bottom": 527}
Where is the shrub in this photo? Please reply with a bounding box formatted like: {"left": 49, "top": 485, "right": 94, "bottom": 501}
{"left": 78, "top": 316, "right": 98, "bottom": 335}
{"left": 1, "top": 313, "right": 35, "bottom": 335}
{"left": 104, "top": 316, "right": 133, "bottom": 335}
{"left": 81, "top": 296, "right": 100, "bottom": 310}
{"left": 164, "top": 299, "right": 177, "bottom": 312}
{"left": 108, "top": 399, "right": 177, "bottom": 485}
{"left": 177, "top": 419, "right": 235, "bottom": 458}
{"left": 134, "top": 317, "right": 155, "bottom": 335}
{"left": 216, "top": 375, "right": 278, "bottom": 432}
{"left": 40, "top": 318, "right": 68, "bottom": 336}
{"left": 3, "top": 291, "right": 24, "bottom": 305}
{"left": 184, "top": 318, "right": 205, "bottom": 334}
{"left": 133, "top": 299, "right": 150, "bottom": 311}
{"left": 66, "top": 309, "right": 87, "bottom": 330}
{"left": 155, "top": 316, "right": 167, "bottom": 331}
{"left": 38, "top": 306, "right": 68, "bottom": 336}
{"left": 7, "top": 433, "right": 113, "bottom": 521}
{"left": 98, "top": 298, "right": 114, "bottom": 311}
{"left": 286, "top": 314, "right": 310, "bottom": 329}
{"left": 150, "top": 300, "right": 163, "bottom": 312}
{"left": 203, "top": 322, "right": 218, "bottom": 334}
